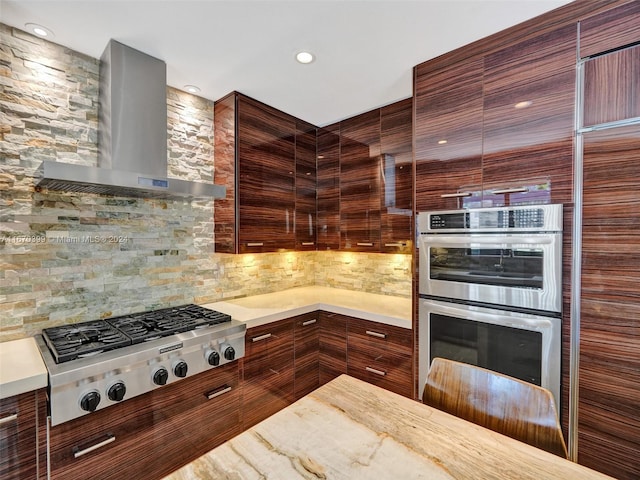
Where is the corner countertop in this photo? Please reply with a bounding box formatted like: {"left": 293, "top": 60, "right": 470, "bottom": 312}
{"left": 203, "top": 286, "right": 412, "bottom": 329}
{"left": 0, "top": 337, "right": 47, "bottom": 400}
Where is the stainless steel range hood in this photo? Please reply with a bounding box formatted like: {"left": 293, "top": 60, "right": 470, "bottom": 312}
{"left": 37, "top": 40, "right": 226, "bottom": 200}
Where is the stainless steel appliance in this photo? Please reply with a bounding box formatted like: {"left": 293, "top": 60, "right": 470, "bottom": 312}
{"left": 36, "top": 304, "right": 245, "bottom": 426}
{"left": 417, "top": 204, "right": 563, "bottom": 408}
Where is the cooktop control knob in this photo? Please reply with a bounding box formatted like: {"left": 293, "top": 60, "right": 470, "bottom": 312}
{"left": 153, "top": 367, "right": 169, "bottom": 386}
{"left": 174, "top": 360, "right": 188, "bottom": 378}
{"left": 107, "top": 382, "right": 126, "bottom": 402}
{"left": 80, "top": 390, "right": 101, "bottom": 412}
{"left": 206, "top": 349, "right": 220, "bottom": 366}
{"left": 222, "top": 344, "right": 236, "bottom": 361}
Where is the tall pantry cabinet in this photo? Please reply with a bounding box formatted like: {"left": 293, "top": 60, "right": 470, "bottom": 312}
{"left": 576, "top": 2, "right": 640, "bottom": 479}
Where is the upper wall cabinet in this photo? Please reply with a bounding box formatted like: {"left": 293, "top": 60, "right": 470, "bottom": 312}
{"left": 579, "top": 1, "right": 640, "bottom": 59}
{"left": 482, "top": 24, "right": 577, "bottom": 207}
{"left": 380, "top": 98, "right": 413, "bottom": 253}
{"left": 340, "top": 110, "right": 382, "bottom": 251}
{"left": 214, "top": 92, "right": 316, "bottom": 253}
{"left": 316, "top": 124, "right": 341, "bottom": 251}
{"left": 414, "top": 57, "right": 484, "bottom": 212}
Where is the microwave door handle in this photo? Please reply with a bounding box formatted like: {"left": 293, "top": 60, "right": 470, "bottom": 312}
{"left": 419, "top": 235, "right": 556, "bottom": 246}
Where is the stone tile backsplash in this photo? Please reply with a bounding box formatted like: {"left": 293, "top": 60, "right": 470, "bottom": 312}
{"left": 0, "top": 24, "right": 411, "bottom": 342}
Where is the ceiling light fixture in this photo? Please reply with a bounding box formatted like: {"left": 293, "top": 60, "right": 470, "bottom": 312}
{"left": 296, "top": 51, "right": 315, "bottom": 64}
{"left": 26, "top": 23, "right": 54, "bottom": 38}
{"left": 184, "top": 85, "right": 201, "bottom": 94}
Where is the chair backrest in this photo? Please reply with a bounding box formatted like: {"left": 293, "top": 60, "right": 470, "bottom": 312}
{"left": 422, "top": 357, "right": 568, "bottom": 458}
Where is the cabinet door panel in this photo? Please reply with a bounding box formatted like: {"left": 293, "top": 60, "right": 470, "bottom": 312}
{"left": 579, "top": 1, "right": 640, "bottom": 59}
{"left": 49, "top": 363, "right": 240, "bottom": 480}
{"left": 414, "top": 58, "right": 484, "bottom": 211}
{"left": 319, "top": 312, "right": 348, "bottom": 385}
{"left": 317, "top": 124, "right": 341, "bottom": 250}
{"left": 340, "top": 110, "right": 381, "bottom": 250}
{"left": 294, "top": 313, "right": 320, "bottom": 399}
{"left": 295, "top": 120, "right": 318, "bottom": 250}
{"left": 482, "top": 24, "right": 576, "bottom": 206}
{"left": 579, "top": 124, "right": 640, "bottom": 480}
{"left": 237, "top": 97, "right": 296, "bottom": 252}
{"left": 583, "top": 45, "right": 640, "bottom": 127}
{"left": 380, "top": 98, "right": 413, "bottom": 253}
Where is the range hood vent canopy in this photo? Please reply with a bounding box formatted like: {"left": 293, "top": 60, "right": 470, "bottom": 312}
{"left": 37, "top": 40, "right": 225, "bottom": 200}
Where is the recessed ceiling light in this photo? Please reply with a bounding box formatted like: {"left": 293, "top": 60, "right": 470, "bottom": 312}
{"left": 25, "top": 23, "right": 54, "bottom": 38}
{"left": 515, "top": 100, "right": 533, "bottom": 109}
{"left": 184, "top": 85, "right": 201, "bottom": 94}
{"left": 296, "top": 51, "right": 315, "bottom": 64}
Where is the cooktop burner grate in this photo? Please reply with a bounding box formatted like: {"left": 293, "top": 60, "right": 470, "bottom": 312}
{"left": 42, "top": 304, "right": 232, "bottom": 363}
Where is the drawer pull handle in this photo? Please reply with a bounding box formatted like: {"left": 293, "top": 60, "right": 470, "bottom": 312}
{"left": 490, "top": 187, "right": 528, "bottom": 195}
{"left": 301, "top": 242, "right": 315, "bottom": 246}
{"left": 73, "top": 434, "right": 115, "bottom": 458}
{"left": 356, "top": 242, "right": 374, "bottom": 247}
{"left": 366, "top": 330, "right": 386, "bottom": 339}
{"left": 440, "top": 192, "right": 472, "bottom": 198}
{"left": 246, "top": 242, "right": 264, "bottom": 247}
{"left": 0, "top": 413, "right": 18, "bottom": 425}
{"left": 207, "top": 385, "right": 232, "bottom": 400}
{"left": 365, "top": 366, "right": 387, "bottom": 377}
{"left": 384, "top": 242, "right": 406, "bottom": 247}
{"left": 252, "top": 333, "right": 272, "bottom": 342}
{"left": 302, "top": 319, "right": 317, "bottom": 326}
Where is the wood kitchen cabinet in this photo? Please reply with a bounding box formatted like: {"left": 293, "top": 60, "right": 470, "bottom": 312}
{"left": 339, "top": 109, "right": 382, "bottom": 251}
{"left": 48, "top": 362, "right": 241, "bottom": 480}
{"left": 346, "top": 317, "right": 413, "bottom": 398}
{"left": 481, "top": 24, "right": 576, "bottom": 207}
{"left": 578, "top": 125, "right": 640, "bottom": 480}
{"left": 316, "top": 123, "right": 341, "bottom": 250}
{"left": 293, "top": 312, "right": 320, "bottom": 399}
{"left": 214, "top": 92, "right": 316, "bottom": 253}
{"left": 242, "top": 319, "right": 295, "bottom": 428}
{"left": 0, "top": 389, "right": 47, "bottom": 480}
{"left": 380, "top": 98, "right": 413, "bottom": 253}
{"left": 579, "top": 0, "right": 640, "bottom": 59}
{"left": 414, "top": 56, "right": 484, "bottom": 212}
{"left": 318, "top": 311, "right": 348, "bottom": 385}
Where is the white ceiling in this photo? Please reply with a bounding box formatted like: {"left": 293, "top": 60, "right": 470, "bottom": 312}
{"left": 1, "top": 0, "right": 573, "bottom": 126}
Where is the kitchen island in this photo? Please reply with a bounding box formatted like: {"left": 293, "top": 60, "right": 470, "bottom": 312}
{"left": 163, "top": 374, "right": 612, "bottom": 480}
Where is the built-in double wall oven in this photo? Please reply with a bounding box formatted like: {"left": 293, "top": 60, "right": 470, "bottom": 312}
{"left": 418, "top": 204, "right": 563, "bottom": 409}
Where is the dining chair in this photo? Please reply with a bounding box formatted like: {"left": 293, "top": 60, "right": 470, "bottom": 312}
{"left": 422, "top": 357, "right": 568, "bottom": 458}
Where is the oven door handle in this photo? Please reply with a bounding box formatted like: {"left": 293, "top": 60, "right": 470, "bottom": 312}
{"left": 419, "top": 234, "right": 557, "bottom": 246}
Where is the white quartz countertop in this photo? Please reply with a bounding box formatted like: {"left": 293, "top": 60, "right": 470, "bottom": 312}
{"left": 0, "top": 337, "right": 47, "bottom": 399}
{"left": 203, "top": 286, "right": 412, "bottom": 329}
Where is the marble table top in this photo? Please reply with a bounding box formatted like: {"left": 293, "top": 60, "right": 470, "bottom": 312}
{"left": 163, "top": 375, "right": 613, "bottom": 480}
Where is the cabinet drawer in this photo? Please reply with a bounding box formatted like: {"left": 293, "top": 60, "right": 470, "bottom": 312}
{"left": 244, "top": 319, "right": 294, "bottom": 382}
{"left": 347, "top": 347, "right": 412, "bottom": 398}
{"left": 348, "top": 317, "right": 412, "bottom": 356}
{"left": 48, "top": 363, "right": 240, "bottom": 480}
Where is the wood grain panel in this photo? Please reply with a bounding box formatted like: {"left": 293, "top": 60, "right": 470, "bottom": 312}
{"left": 317, "top": 124, "right": 341, "bottom": 250}
{"left": 347, "top": 348, "right": 413, "bottom": 398}
{"left": 237, "top": 96, "right": 296, "bottom": 252}
{"left": 580, "top": 0, "right": 640, "bottom": 58}
{"left": 414, "top": 57, "right": 484, "bottom": 212}
{"left": 339, "top": 110, "right": 381, "bottom": 250}
{"left": 48, "top": 362, "right": 241, "bottom": 480}
{"left": 380, "top": 98, "right": 413, "bottom": 253}
{"left": 213, "top": 93, "right": 237, "bottom": 253}
{"left": 293, "top": 312, "right": 320, "bottom": 399}
{"left": 0, "top": 389, "right": 46, "bottom": 480}
{"left": 295, "top": 120, "right": 318, "bottom": 250}
{"left": 318, "top": 312, "right": 348, "bottom": 385}
{"left": 347, "top": 317, "right": 413, "bottom": 356}
{"left": 579, "top": 124, "right": 640, "bottom": 480}
{"left": 583, "top": 45, "right": 640, "bottom": 127}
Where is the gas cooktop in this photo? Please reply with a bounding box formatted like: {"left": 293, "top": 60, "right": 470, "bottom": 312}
{"left": 42, "top": 304, "right": 232, "bottom": 363}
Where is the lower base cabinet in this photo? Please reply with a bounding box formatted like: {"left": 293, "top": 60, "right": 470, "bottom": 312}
{"left": 0, "top": 388, "right": 47, "bottom": 480}
{"left": 47, "top": 362, "right": 241, "bottom": 480}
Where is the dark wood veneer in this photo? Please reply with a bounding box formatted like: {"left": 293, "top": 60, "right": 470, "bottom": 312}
{"left": 579, "top": 0, "right": 640, "bottom": 58}
{"left": 48, "top": 363, "right": 241, "bottom": 480}
{"left": 316, "top": 124, "right": 341, "bottom": 250}
{"left": 293, "top": 312, "right": 320, "bottom": 399}
{"left": 318, "top": 312, "right": 348, "bottom": 385}
{"left": 295, "top": 120, "right": 318, "bottom": 250}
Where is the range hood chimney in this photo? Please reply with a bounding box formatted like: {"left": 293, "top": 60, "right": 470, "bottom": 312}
{"left": 37, "top": 40, "right": 226, "bottom": 200}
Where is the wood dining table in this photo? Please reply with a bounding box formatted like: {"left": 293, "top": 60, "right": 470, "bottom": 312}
{"left": 163, "top": 374, "right": 613, "bottom": 480}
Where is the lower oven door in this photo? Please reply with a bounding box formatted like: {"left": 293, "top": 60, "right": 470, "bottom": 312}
{"left": 418, "top": 298, "right": 561, "bottom": 410}
{"left": 418, "top": 232, "right": 562, "bottom": 313}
